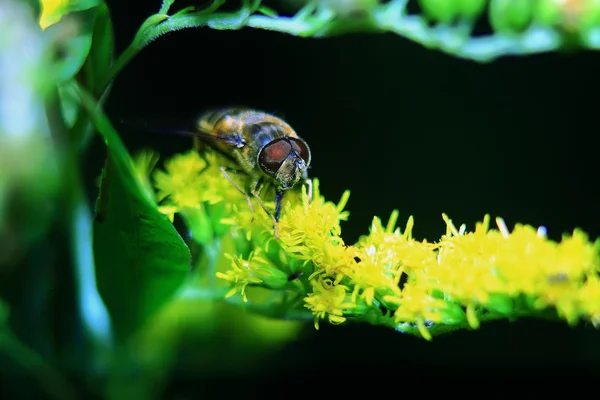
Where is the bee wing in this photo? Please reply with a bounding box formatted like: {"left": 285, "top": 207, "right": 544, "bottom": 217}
{"left": 150, "top": 127, "right": 243, "bottom": 147}
{"left": 118, "top": 117, "right": 244, "bottom": 148}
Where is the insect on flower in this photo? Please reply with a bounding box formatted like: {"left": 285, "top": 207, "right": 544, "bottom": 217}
{"left": 149, "top": 107, "right": 313, "bottom": 238}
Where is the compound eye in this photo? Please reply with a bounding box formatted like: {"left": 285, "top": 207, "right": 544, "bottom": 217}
{"left": 259, "top": 139, "right": 291, "bottom": 175}
{"left": 290, "top": 138, "right": 311, "bottom": 164}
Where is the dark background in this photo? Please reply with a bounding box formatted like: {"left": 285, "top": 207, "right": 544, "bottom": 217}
{"left": 93, "top": 0, "right": 600, "bottom": 393}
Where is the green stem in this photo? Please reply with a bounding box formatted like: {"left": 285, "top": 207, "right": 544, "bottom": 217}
{"left": 180, "top": 285, "right": 313, "bottom": 321}
{"left": 95, "top": 0, "right": 560, "bottom": 101}
{"left": 159, "top": 0, "right": 175, "bottom": 14}
{"left": 91, "top": 0, "right": 564, "bottom": 103}
{"left": 370, "top": 308, "right": 564, "bottom": 339}
{"left": 225, "top": 292, "right": 313, "bottom": 321}
{"left": 0, "top": 331, "right": 78, "bottom": 400}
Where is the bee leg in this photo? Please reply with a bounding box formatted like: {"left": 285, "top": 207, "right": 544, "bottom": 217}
{"left": 303, "top": 178, "right": 313, "bottom": 204}
{"left": 250, "top": 181, "right": 280, "bottom": 239}
{"left": 218, "top": 166, "right": 255, "bottom": 214}
{"left": 274, "top": 189, "right": 284, "bottom": 222}
{"left": 193, "top": 137, "right": 202, "bottom": 152}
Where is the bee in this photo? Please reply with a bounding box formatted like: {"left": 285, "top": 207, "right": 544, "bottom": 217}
{"left": 161, "top": 107, "right": 312, "bottom": 237}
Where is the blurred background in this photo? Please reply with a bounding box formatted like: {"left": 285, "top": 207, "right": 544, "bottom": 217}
{"left": 3, "top": 0, "right": 600, "bottom": 397}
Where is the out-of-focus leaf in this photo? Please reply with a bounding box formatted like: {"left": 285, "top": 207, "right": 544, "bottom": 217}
{"left": 1, "top": 0, "right": 61, "bottom": 267}
{"left": 57, "top": 82, "right": 79, "bottom": 129}
{"left": 76, "top": 84, "right": 191, "bottom": 342}
{"left": 84, "top": 3, "right": 114, "bottom": 95}
{"left": 45, "top": 7, "right": 99, "bottom": 83}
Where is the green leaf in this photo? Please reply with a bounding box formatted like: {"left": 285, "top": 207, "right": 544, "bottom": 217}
{"left": 46, "top": 8, "right": 96, "bottom": 82}
{"left": 84, "top": 3, "right": 114, "bottom": 95}
{"left": 133, "top": 14, "right": 169, "bottom": 49}
{"left": 75, "top": 83, "right": 191, "bottom": 342}
{"left": 172, "top": 6, "right": 196, "bottom": 17}
{"left": 57, "top": 81, "right": 80, "bottom": 129}
{"left": 60, "top": 5, "right": 114, "bottom": 150}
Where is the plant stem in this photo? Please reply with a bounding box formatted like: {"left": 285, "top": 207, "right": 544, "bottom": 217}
{"left": 225, "top": 294, "right": 314, "bottom": 321}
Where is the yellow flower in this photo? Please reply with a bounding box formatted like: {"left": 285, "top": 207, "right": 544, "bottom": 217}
{"left": 154, "top": 150, "right": 207, "bottom": 208}
{"left": 433, "top": 214, "right": 509, "bottom": 305}
{"left": 578, "top": 276, "right": 600, "bottom": 326}
{"left": 153, "top": 150, "right": 243, "bottom": 215}
{"left": 384, "top": 282, "right": 448, "bottom": 341}
{"left": 494, "top": 224, "right": 596, "bottom": 296}
{"left": 215, "top": 249, "right": 289, "bottom": 302}
{"left": 349, "top": 247, "right": 400, "bottom": 306}
{"left": 429, "top": 214, "right": 600, "bottom": 325}
{"left": 350, "top": 213, "right": 437, "bottom": 306}
{"left": 278, "top": 181, "right": 349, "bottom": 249}
{"left": 39, "top": 0, "right": 68, "bottom": 29}
{"left": 278, "top": 181, "right": 353, "bottom": 283}
{"left": 376, "top": 214, "right": 600, "bottom": 336}
{"left": 304, "top": 277, "right": 355, "bottom": 329}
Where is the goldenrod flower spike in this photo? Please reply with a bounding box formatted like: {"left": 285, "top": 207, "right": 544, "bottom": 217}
{"left": 152, "top": 149, "right": 600, "bottom": 340}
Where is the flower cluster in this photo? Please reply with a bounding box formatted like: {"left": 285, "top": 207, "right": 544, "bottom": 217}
{"left": 152, "top": 148, "right": 600, "bottom": 340}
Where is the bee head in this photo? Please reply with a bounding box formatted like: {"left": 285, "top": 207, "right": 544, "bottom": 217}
{"left": 258, "top": 137, "right": 311, "bottom": 189}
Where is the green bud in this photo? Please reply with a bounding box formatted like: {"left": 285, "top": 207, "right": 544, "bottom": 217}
{"left": 533, "top": 0, "right": 563, "bottom": 27}
{"left": 457, "top": 0, "right": 487, "bottom": 20}
{"left": 254, "top": 266, "right": 290, "bottom": 290}
{"left": 438, "top": 302, "right": 467, "bottom": 325}
{"left": 419, "top": 0, "right": 458, "bottom": 24}
{"left": 490, "top": 0, "right": 534, "bottom": 33}
{"left": 344, "top": 297, "right": 371, "bottom": 317}
{"left": 579, "top": 0, "right": 600, "bottom": 32}
{"left": 486, "top": 294, "right": 514, "bottom": 315}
